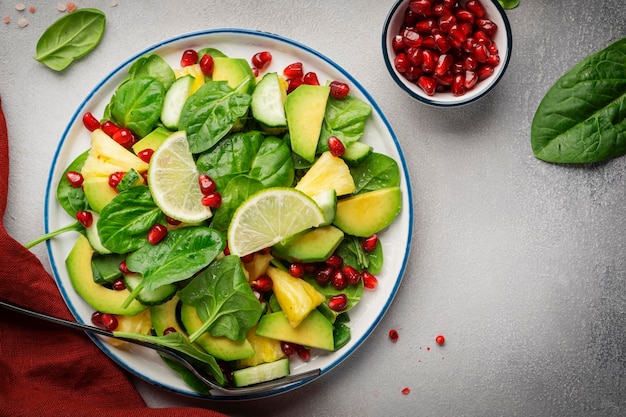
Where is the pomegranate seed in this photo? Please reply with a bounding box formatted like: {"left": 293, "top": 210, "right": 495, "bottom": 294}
{"left": 241, "top": 253, "right": 254, "bottom": 263}
{"left": 463, "top": 55, "right": 478, "bottom": 71}
{"left": 435, "top": 53, "right": 454, "bottom": 76}
{"left": 402, "top": 387, "right": 411, "bottom": 395}
{"left": 199, "top": 54, "right": 214, "bottom": 75}
{"left": 223, "top": 242, "right": 231, "bottom": 256}
{"left": 328, "top": 294, "right": 348, "bottom": 312}
{"left": 163, "top": 327, "right": 177, "bottom": 335}
{"left": 417, "top": 76, "right": 437, "bottom": 95}
{"left": 66, "top": 171, "right": 84, "bottom": 188}
{"left": 303, "top": 72, "right": 320, "bottom": 86}
{"left": 287, "top": 78, "right": 303, "bottom": 93}
{"left": 112, "top": 278, "right": 126, "bottom": 291}
{"left": 76, "top": 210, "right": 93, "bottom": 228}
{"left": 198, "top": 173, "right": 217, "bottom": 195}
{"left": 451, "top": 73, "right": 466, "bottom": 96}
{"left": 329, "top": 81, "right": 350, "bottom": 99}
{"left": 389, "top": 329, "right": 399, "bottom": 341}
{"left": 112, "top": 128, "right": 135, "bottom": 148}
{"left": 327, "top": 136, "right": 346, "bottom": 157}
{"left": 137, "top": 148, "right": 154, "bottom": 163}
{"left": 435, "top": 72, "right": 453, "bottom": 86}
{"left": 394, "top": 52, "right": 410, "bottom": 73}
{"left": 465, "top": 0, "right": 485, "bottom": 18}
{"left": 101, "top": 313, "right": 118, "bottom": 331}
{"left": 435, "top": 334, "right": 446, "bottom": 345}
{"left": 455, "top": 9, "right": 475, "bottom": 25}
{"left": 409, "top": 0, "right": 432, "bottom": 14}
{"left": 392, "top": 34, "right": 405, "bottom": 53}
{"left": 331, "top": 270, "right": 348, "bottom": 290}
{"left": 421, "top": 49, "right": 437, "bottom": 73}
{"left": 486, "top": 53, "right": 500, "bottom": 67}
{"left": 101, "top": 120, "right": 121, "bottom": 137}
{"left": 252, "top": 68, "right": 259, "bottom": 77}
{"left": 438, "top": 13, "right": 456, "bottom": 32}
{"left": 421, "top": 36, "right": 437, "bottom": 50}
{"left": 464, "top": 70, "right": 478, "bottom": 89}
{"left": 82, "top": 112, "right": 100, "bottom": 132}
{"left": 147, "top": 223, "right": 168, "bottom": 245}
{"left": 283, "top": 62, "right": 303, "bottom": 80}
{"left": 119, "top": 260, "right": 130, "bottom": 274}
{"left": 165, "top": 215, "right": 181, "bottom": 226}
{"left": 315, "top": 265, "right": 334, "bottom": 286}
{"left": 343, "top": 265, "right": 361, "bottom": 285}
{"left": 471, "top": 42, "right": 490, "bottom": 63}
{"left": 362, "top": 234, "right": 378, "bottom": 252}
{"left": 201, "top": 192, "right": 222, "bottom": 208}
{"left": 251, "top": 274, "right": 273, "bottom": 292}
{"left": 303, "top": 263, "right": 318, "bottom": 274}
{"left": 415, "top": 19, "right": 437, "bottom": 33}
{"left": 281, "top": 341, "right": 296, "bottom": 357}
{"left": 433, "top": 33, "right": 451, "bottom": 53}
{"left": 251, "top": 51, "right": 272, "bottom": 70}
{"left": 91, "top": 311, "right": 104, "bottom": 327}
{"left": 406, "top": 47, "right": 423, "bottom": 66}
{"left": 325, "top": 254, "right": 343, "bottom": 269}
{"left": 296, "top": 345, "right": 311, "bottom": 362}
{"left": 474, "top": 30, "right": 491, "bottom": 44}
{"left": 362, "top": 271, "right": 378, "bottom": 290}
{"left": 402, "top": 28, "right": 422, "bottom": 48}
{"left": 477, "top": 65, "right": 495, "bottom": 81}
{"left": 476, "top": 18, "right": 497, "bottom": 37}
{"left": 448, "top": 24, "right": 467, "bottom": 43}
{"left": 180, "top": 49, "right": 198, "bottom": 67}
{"left": 289, "top": 263, "right": 305, "bottom": 278}
{"left": 259, "top": 247, "right": 272, "bottom": 255}
{"left": 108, "top": 171, "right": 124, "bottom": 189}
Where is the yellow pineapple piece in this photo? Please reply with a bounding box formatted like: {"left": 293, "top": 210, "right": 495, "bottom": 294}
{"left": 106, "top": 309, "right": 152, "bottom": 348}
{"left": 81, "top": 129, "right": 149, "bottom": 180}
{"left": 243, "top": 252, "right": 273, "bottom": 282}
{"left": 236, "top": 326, "right": 285, "bottom": 368}
{"left": 295, "top": 151, "right": 355, "bottom": 197}
{"left": 174, "top": 64, "right": 205, "bottom": 93}
{"left": 266, "top": 266, "right": 325, "bottom": 327}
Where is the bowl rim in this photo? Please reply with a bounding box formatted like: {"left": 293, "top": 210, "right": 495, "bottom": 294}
{"left": 382, "top": 0, "right": 513, "bottom": 107}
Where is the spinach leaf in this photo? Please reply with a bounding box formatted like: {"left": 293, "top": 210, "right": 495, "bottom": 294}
{"left": 531, "top": 38, "right": 626, "bottom": 163}
{"left": 126, "top": 227, "right": 225, "bottom": 291}
{"left": 110, "top": 77, "right": 165, "bottom": 138}
{"left": 210, "top": 175, "right": 264, "bottom": 233}
{"left": 304, "top": 275, "right": 363, "bottom": 313}
{"left": 56, "top": 150, "right": 89, "bottom": 217}
{"left": 113, "top": 331, "right": 225, "bottom": 386}
{"left": 248, "top": 136, "right": 294, "bottom": 187}
{"left": 35, "top": 8, "right": 106, "bottom": 71}
{"left": 349, "top": 153, "right": 400, "bottom": 194}
{"left": 159, "top": 357, "right": 212, "bottom": 395}
{"left": 179, "top": 80, "right": 252, "bottom": 154}
{"left": 97, "top": 186, "right": 164, "bottom": 253}
{"left": 196, "top": 130, "right": 264, "bottom": 190}
{"left": 128, "top": 54, "right": 176, "bottom": 91}
{"left": 178, "top": 255, "right": 263, "bottom": 343}
{"left": 317, "top": 94, "right": 372, "bottom": 153}
{"left": 335, "top": 235, "right": 383, "bottom": 274}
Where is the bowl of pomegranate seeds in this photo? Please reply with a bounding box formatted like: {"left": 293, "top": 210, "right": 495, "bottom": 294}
{"left": 382, "top": 0, "right": 512, "bottom": 106}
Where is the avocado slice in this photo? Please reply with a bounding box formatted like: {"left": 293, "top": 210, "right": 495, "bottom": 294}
{"left": 179, "top": 302, "right": 255, "bottom": 361}
{"left": 151, "top": 295, "right": 184, "bottom": 336}
{"left": 66, "top": 234, "right": 147, "bottom": 315}
{"left": 273, "top": 225, "right": 344, "bottom": 263}
{"left": 212, "top": 57, "right": 256, "bottom": 94}
{"left": 256, "top": 309, "right": 334, "bottom": 351}
{"left": 333, "top": 187, "right": 402, "bottom": 237}
{"left": 284, "top": 84, "right": 330, "bottom": 162}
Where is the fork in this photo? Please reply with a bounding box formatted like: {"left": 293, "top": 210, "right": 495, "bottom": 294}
{"left": 0, "top": 299, "right": 321, "bottom": 396}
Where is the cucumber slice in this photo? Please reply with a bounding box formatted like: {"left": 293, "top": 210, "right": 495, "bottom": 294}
{"left": 161, "top": 75, "right": 195, "bottom": 130}
{"left": 342, "top": 141, "right": 373, "bottom": 165}
{"left": 232, "top": 358, "right": 291, "bottom": 387}
{"left": 84, "top": 210, "right": 111, "bottom": 255}
{"left": 251, "top": 72, "right": 287, "bottom": 127}
{"left": 124, "top": 273, "right": 177, "bottom": 306}
{"left": 311, "top": 189, "right": 337, "bottom": 225}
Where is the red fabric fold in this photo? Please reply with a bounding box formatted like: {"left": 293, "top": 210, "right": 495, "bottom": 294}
{"left": 0, "top": 96, "right": 228, "bottom": 417}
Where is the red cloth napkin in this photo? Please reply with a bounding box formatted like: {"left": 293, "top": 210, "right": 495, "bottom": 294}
{"left": 0, "top": 96, "right": 229, "bottom": 417}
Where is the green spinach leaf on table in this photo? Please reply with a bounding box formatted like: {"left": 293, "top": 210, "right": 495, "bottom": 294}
{"left": 109, "top": 76, "right": 165, "bottom": 138}
{"left": 35, "top": 8, "right": 106, "bottom": 71}
{"left": 531, "top": 38, "right": 626, "bottom": 163}
{"left": 178, "top": 255, "right": 263, "bottom": 343}
{"left": 56, "top": 150, "right": 89, "bottom": 217}
{"left": 97, "top": 186, "right": 164, "bottom": 253}
{"left": 179, "top": 80, "right": 252, "bottom": 154}
{"left": 349, "top": 153, "right": 401, "bottom": 194}
{"left": 317, "top": 94, "right": 372, "bottom": 153}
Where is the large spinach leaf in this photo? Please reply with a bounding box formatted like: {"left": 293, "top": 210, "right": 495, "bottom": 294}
{"left": 178, "top": 255, "right": 263, "bottom": 343}
{"left": 35, "top": 8, "right": 106, "bottom": 71}
{"left": 128, "top": 54, "right": 176, "bottom": 91}
{"left": 126, "top": 227, "right": 225, "bottom": 290}
{"left": 179, "top": 80, "right": 252, "bottom": 154}
{"left": 317, "top": 94, "right": 372, "bottom": 153}
{"left": 110, "top": 76, "right": 165, "bottom": 138}
{"left": 56, "top": 150, "right": 89, "bottom": 217}
{"left": 97, "top": 186, "right": 164, "bottom": 253}
{"left": 349, "top": 153, "right": 400, "bottom": 194}
{"left": 196, "top": 130, "right": 264, "bottom": 190}
{"left": 248, "top": 136, "right": 294, "bottom": 187}
{"left": 531, "top": 38, "right": 626, "bottom": 163}
{"left": 210, "top": 175, "right": 264, "bottom": 233}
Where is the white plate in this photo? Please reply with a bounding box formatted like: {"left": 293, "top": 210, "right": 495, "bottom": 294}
{"left": 45, "top": 28, "right": 413, "bottom": 400}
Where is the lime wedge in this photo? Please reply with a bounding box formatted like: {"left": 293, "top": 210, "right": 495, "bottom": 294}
{"left": 148, "top": 131, "right": 212, "bottom": 223}
{"left": 227, "top": 187, "right": 325, "bottom": 257}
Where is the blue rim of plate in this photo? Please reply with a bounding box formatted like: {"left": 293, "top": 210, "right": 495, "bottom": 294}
{"left": 44, "top": 27, "right": 414, "bottom": 400}
{"left": 381, "top": 0, "right": 513, "bottom": 107}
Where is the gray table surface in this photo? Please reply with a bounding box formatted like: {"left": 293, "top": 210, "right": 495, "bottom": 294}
{"left": 1, "top": 1, "right": 625, "bottom": 416}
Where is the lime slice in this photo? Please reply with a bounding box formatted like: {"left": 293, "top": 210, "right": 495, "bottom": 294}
{"left": 148, "top": 131, "right": 212, "bottom": 223}
{"left": 227, "top": 187, "right": 325, "bottom": 257}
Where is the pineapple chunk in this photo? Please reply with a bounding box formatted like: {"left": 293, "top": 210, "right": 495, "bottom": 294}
{"left": 106, "top": 309, "right": 152, "bottom": 348}
{"left": 81, "top": 129, "right": 149, "bottom": 180}
{"left": 295, "top": 151, "right": 355, "bottom": 198}
{"left": 236, "top": 326, "right": 285, "bottom": 368}
{"left": 174, "top": 64, "right": 205, "bottom": 93}
{"left": 267, "top": 266, "right": 325, "bottom": 328}
{"left": 243, "top": 252, "right": 273, "bottom": 282}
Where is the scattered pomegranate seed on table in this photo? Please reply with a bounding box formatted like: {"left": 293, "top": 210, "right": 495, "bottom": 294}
{"left": 389, "top": 328, "right": 399, "bottom": 341}
{"left": 401, "top": 387, "right": 411, "bottom": 395}
{"left": 435, "top": 334, "right": 445, "bottom": 345}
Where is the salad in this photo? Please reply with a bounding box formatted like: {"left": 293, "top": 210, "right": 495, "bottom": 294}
{"left": 37, "top": 37, "right": 404, "bottom": 395}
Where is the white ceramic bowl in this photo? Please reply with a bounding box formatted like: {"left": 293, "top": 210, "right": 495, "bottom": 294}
{"left": 382, "top": 0, "right": 512, "bottom": 106}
